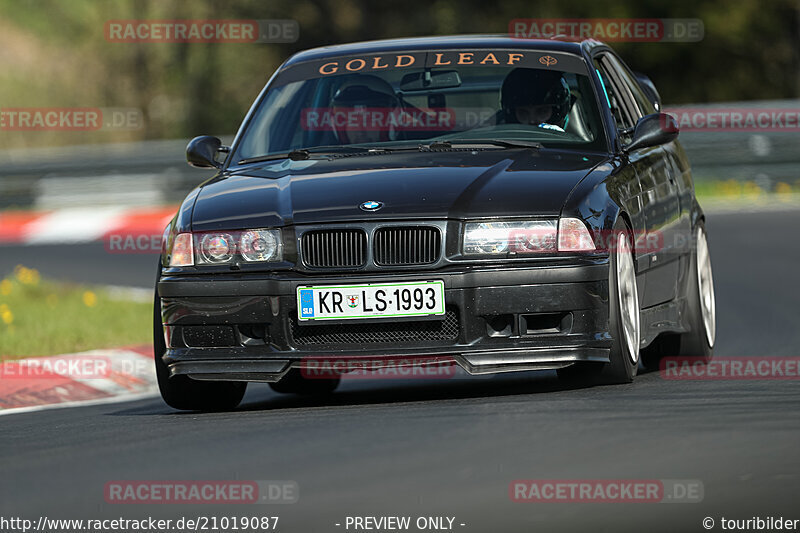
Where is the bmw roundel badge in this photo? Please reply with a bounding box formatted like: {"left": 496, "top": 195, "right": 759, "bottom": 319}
{"left": 360, "top": 200, "right": 383, "bottom": 211}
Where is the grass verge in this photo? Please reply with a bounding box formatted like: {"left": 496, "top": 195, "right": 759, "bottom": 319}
{"left": 0, "top": 265, "right": 152, "bottom": 360}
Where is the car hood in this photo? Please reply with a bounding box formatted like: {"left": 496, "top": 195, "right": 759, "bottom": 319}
{"left": 190, "top": 149, "right": 609, "bottom": 231}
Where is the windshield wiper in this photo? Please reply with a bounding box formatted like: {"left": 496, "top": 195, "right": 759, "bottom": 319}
{"left": 350, "top": 140, "right": 543, "bottom": 152}
{"left": 237, "top": 139, "right": 543, "bottom": 165}
{"left": 238, "top": 150, "right": 310, "bottom": 164}
{"left": 347, "top": 140, "right": 544, "bottom": 153}
{"left": 237, "top": 146, "right": 374, "bottom": 165}
{"left": 435, "top": 139, "right": 544, "bottom": 150}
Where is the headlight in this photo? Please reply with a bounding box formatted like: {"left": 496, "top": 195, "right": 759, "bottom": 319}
{"left": 240, "top": 229, "right": 280, "bottom": 262}
{"left": 166, "top": 229, "right": 283, "bottom": 267}
{"left": 200, "top": 233, "right": 235, "bottom": 264}
{"left": 463, "top": 220, "right": 558, "bottom": 256}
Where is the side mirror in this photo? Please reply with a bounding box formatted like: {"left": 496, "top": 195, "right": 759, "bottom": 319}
{"left": 186, "top": 135, "right": 226, "bottom": 169}
{"left": 624, "top": 113, "right": 678, "bottom": 153}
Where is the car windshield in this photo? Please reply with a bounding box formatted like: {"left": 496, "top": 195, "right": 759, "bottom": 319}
{"left": 234, "top": 49, "right": 607, "bottom": 162}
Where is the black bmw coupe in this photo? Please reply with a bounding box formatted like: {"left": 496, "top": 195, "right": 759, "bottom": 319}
{"left": 155, "top": 35, "right": 716, "bottom": 410}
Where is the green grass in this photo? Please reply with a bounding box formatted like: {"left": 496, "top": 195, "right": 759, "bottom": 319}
{"left": 0, "top": 266, "right": 152, "bottom": 360}
{"left": 695, "top": 179, "right": 799, "bottom": 200}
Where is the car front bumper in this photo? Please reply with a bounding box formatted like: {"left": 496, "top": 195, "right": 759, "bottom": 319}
{"left": 157, "top": 260, "right": 612, "bottom": 382}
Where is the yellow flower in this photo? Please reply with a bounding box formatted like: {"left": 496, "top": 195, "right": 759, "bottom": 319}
{"left": 742, "top": 181, "right": 761, "bottom": 197}
{"left": 0, "top": 279, "right": 11, "bottom": 295}
{"left": 1, "top": 309, "right": 13, "bottom": 325}
{"left": 14, "top": 265, "right": 40, "bottom": 286}
{"left": 82, "top": 291, "right": 97, "bottom": 307}
{"left": 775, "top": 182, "right": 792, "bottom": 195}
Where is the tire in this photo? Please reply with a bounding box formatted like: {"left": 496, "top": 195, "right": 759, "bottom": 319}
{"left": 558, "top": 218, "right": 641, "bottom": 385}
{"left": 154, "top": 290, "right": 247, "bottom": 411}
{"left": 676, "top": 221, "right": 716, "bottom": 361}
{"left": 269, "top": 369, "right": 340, "bottom": 395}
{"left": 633, "top": 221, "right": 716, "bottom": 372}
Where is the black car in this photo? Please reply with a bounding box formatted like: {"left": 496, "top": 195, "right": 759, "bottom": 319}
{"left": 155, "top": 35, "right": 716, "bottom": 410}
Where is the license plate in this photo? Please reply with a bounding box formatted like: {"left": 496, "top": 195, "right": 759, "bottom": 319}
{"left": 296, "top": 280, "right": 445, "bottom": 321}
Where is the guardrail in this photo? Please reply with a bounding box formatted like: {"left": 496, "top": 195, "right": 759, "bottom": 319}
{"left": 0, "top": 138, "right": 230, "bottom": 210}
{"left": 672, "top": 99, "right": 800, "bottom": 189}
{"left": 1, "top": 100, "right": 798, "bottom": 210}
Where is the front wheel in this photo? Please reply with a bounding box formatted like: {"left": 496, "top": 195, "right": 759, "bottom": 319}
{"left": 558, "top": 219, "right": 640, "bottom": 385}
{"left": 154, "top": 291, "right": 247, "bottom": 411}
{"left": 640, "top": 222, "right": 716, "bottom": 371}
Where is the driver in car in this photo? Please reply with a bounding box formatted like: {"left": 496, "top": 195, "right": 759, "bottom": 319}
{"left": 500, "top": 67, "right": 572, "bottom": 132}
{"left": 330, "top": 77, "right": 400, "bottom": 145}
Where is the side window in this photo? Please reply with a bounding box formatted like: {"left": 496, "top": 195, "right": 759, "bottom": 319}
{"left": 593, "top": 57, "right": 636, "bottom": 143}
{"left": 604, "top": 54, "right": 656, "bottom": 117}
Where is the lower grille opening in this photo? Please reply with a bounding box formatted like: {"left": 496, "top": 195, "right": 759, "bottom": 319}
{"left": 521, "top": 313, "right": 572, "bottom": 335}
{"left": 182, "top": 325, "right": 237, "bottom": 348}
{"left": 485, "top": 314, "right": 514, "bottom": 337}
{"left": 238, "top": 324, "right": 270, "bottom": 346}
{"left": 291, "top": 308, "right": 460, "bottom": 346}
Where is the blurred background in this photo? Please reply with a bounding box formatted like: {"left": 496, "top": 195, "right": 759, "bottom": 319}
{"left": 1, "top": 0, "right": 798, "bottom": 142}
{"left": 0, "top": 0, "right": 798, "bottom": 211}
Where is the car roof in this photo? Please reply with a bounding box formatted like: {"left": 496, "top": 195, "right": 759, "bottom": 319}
{"left": 281, "top": 34, "right": 603, "bottom": 68}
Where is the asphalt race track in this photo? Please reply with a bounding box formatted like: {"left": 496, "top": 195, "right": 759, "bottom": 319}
{"left": 1, "top": 209, "right": 799, "bottom": 532}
